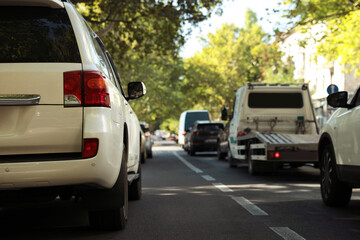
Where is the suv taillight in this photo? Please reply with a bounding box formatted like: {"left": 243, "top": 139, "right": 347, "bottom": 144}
{"left": 64, "top": 71, "right": 82, "bottom": 106}
{"left": 84, "top": 71, "right": 110, "bottom": 108}
{"left": 64, "top": 71, "right": 110, "bottom": 108}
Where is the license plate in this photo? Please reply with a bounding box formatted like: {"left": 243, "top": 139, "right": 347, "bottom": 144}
{"left": 205, "top": 139, "right": 217, "bottom": 143}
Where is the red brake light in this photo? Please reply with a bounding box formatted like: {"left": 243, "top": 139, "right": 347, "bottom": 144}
{"left": 64, "top": 71, "right": 82, "bottom": 106}
{"left": 83, "top": 138, "right": 99, "bottom": 158}
{"left": 84, "top": 71, "right": 110, "bottom": 108}
{"left": 237, "top": 131, "right": 247, "bottom": 137}
{"left": 268, "top": 151, "right": 280, "bottom": 159}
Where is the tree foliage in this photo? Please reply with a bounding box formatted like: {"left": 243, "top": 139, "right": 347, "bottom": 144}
{"left": 73, "top": 0, "right": 225, "bottom": 130}
{"left": 120, "top": 54, "right": 186, "bottom": 130}
{"left": 75, "top": 0, "right": 223, "bottom": 62}
{"left": 182, "top": 9, "right": 289, "bottom": 119}
{"left": 280, "top": 0, "right": 360, "bottom": 74}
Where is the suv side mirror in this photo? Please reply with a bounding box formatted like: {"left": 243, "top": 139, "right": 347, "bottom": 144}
{"left": 128, "top": 82, "right": 146, "bottom": 100}
{"left": 221, "top": 106, "right": 228, "bottom": 121}
{"left": 327, "top": 91, "right": 349, "bottom": 108}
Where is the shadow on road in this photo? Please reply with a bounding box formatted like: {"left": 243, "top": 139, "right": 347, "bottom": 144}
{"left": 0, "top": 200, "right": 120, "bottom": 240}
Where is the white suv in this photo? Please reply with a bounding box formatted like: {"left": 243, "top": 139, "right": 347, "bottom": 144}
{"left": 319, "top": 88, "right": 360, "bottom": 207}
{"left": 0, "top": 0, "right": 145, "bottom": 230}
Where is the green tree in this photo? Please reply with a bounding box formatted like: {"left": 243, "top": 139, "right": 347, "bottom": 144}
{"left": 74, "top": 0, "right": 224, "bottom": 63}
{"left": 73, "top": 1, "right": 225, "bottom": 130}
{"left": 279, "top": 0, "right": 360, "bottom": 74}
{"left": 183, "top": 9, "right": 287, "bottom": 119}
{"left": 120, "top": 54, "right": 186, "bottom": 130}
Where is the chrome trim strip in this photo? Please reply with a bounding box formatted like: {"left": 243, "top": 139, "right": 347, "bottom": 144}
{"left": 0, "top": 94, "right": 41, "bottom": 105}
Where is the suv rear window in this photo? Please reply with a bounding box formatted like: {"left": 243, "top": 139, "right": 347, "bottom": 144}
{"left": 0, "top": 7, "right": 81, "bottom": 63}
{"left": 248, "top": 93, "right": 303, "bottom": 108}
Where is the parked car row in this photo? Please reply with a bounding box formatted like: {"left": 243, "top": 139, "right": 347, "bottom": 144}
{"left": 0, "top": 0, "right": 147, "bottom": 231}
{"left": 180, "top": 84, "right": 360, "bottom": 208}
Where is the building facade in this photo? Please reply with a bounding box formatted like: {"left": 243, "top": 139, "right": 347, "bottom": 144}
{"left": 279, "top": 25, "right": 360, "bottom": 126}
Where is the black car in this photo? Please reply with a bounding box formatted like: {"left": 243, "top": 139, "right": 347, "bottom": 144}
{"left": 184, "top": 121, "right": 224, "bottom": 156}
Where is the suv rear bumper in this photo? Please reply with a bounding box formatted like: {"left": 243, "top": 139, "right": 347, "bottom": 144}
{"left": 0, "top": 108, "right": 124, "bottom": 190}
{"left": 0, "top": 149, "right": 121, "bottom": 190}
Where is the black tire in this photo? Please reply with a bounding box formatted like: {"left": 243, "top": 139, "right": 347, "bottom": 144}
{"left": 320, "top": 144, "right": 352, "bottom": 207}
{"left": 190, "top": 147, "right": 195, "bottom": 156}
{"left": 88, "top": 145, "right": 128, "bottom": 230}
{"left": 147, "top": 150, "right": 152, "bottom": 159}
{"left": 129, "top": 163, "right": 142, "bottom": 201}
{"left": 228, "top": 146, "right": 237, "bottom": 168}
{"left": 217, "top": 142, "right": 226, "bottom": 160}
{"left": 141, "top": 150, "right": 146, "bottom": 164}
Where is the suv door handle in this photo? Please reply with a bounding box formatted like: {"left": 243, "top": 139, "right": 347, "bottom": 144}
{"left": 0, "top": 94, "right": 40, "bottom": 106}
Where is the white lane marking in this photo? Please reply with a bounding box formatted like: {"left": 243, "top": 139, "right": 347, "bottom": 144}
{"left": 202, "top": 175, "right": 215, "bottom": 181}
{"left": 231, "top": 196, "right": 268, "bottom": 216}
{"left": 213, "top": 183, "right": 234, "bottom": 192}
{"left": 173, "top": 152, "right": 203, "bottom": 173}
{"left": 270, "top": 227, "right": 306, "bottom": 240}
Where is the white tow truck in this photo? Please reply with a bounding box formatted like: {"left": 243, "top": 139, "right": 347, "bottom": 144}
{"left": 224, "top": 83, "right": 319, "bottom": 175}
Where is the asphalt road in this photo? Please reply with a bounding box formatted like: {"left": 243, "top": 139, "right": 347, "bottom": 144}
{"left": 1, "top": 141, "right": 360, "bottom": 240}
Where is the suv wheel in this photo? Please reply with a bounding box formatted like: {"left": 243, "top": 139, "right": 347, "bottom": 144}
{"left": 88, "top": 145, "right": 128, "bottom": 230}
{"left": 320, "top": 144, "right": 352, "bottom": 207}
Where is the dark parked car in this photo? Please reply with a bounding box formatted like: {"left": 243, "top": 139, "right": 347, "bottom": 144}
{"left": 140, "top": 121, "right": 153, "bottom": 158}
{"left": 184, "top": 121, "right": 224, "bottom": 156}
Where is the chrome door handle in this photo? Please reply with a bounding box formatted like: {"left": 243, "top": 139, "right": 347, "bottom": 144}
{"left": 0, "top": 94, "right": 40, "bottom": 106}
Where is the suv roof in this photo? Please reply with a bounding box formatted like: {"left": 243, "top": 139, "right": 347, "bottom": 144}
{"left": 0, "top": 0, "right": 64, "bottom": 8}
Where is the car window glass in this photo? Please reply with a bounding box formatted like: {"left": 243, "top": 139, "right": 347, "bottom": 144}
{"left": 92, "top": 39, "right": 116, "bottom": 86}
{"left": 83, "top": 22, "right": 116, "bottom": 86}
{"left": 185, "top": 112, "right": 210, "bottom": 130}
{"left": 197, "top": 124, "right": 224, "bottom": 131}
{"left": 0, "top": 7, "right": 81, "bottom": 63}
{"left": 248, "top": 93, "right": 303, "bottom": 108}
{"left": 105, "top": 52, "right": 126, "bottom": 96}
